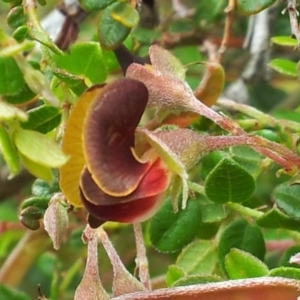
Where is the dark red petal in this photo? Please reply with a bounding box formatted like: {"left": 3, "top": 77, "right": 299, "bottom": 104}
{"left": 80, "top": 187, "right": 166, "bottom": 224}
{"left": 83, "top": 78, "right": 150, "bottom": 196}
{"left": 80, "top": 158, "right": 171, "bottom": 205}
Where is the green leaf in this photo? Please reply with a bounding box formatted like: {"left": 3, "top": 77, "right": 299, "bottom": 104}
{"left": 268, "top": 59, "right": 297, "bottom": 77}
{"left": 0, "top": 124, "right": 20, "bottom": 177}
{"left": 199, "top": 202, "right": 228, "bottom": 223}
{"left": 172, "top": 274, "right": 223, "bottom": 287}
{"left": 110, "top": 2, "right": 139, "bottom": 28}
{"left": 19, "top": 206, "right": 44, "bottom": 230}
{"left": 31, "top": 178, "right": 59, "bottom": 197}
{"left": 197, "top": 222, "right": 220, "bottom": 240}
{"left": 78, "top": 0, "right": 115, "bottom": 11}
{"left": 166, "top": 265, "right": 185, "bottom": 287}
{"left": 52, "top": 71, "right": 87, "bottom": 96}
{"left": 0, "top": 101, "right": 28, "bottom": 122}
{"left": 20, "top": 153, "right": 53, "bottom": 182}
{"left": 272, "top": 110, "right": 300, "bottom": 123}
{"left": 236, "top": 0, "right": 276, "bottom": 15}
{"left": 255, "top": 129, "right": 280, "bottom": 143}
{"left": 231, "top": 146, "right": 262, "bottom": 175}
{"left": 205, "top": 157, "right": 255, "bottom": 204}
{"left": 272, "top": 182, "right": 300, "bottom": 220}
{"left": 257, "top": 207, "right": 300, "bottom": 231}
{"left": 200, "top": 151, "right": 225, "bottom": 180}
{"left": 176, "top": 240, "right": 218, "bottom": 275}
{"left": 20, "top": 196, "right": 50, "bottom": 210}
{"left": 4, "top": 83, "right": 36, "bottom": 105}
{"left": 279, "top": 245, "right": 300, "bottom": 268}
{"left": 21, "top": 105, "right": 61, "bottom": 134}
{"left": 0, "top": 56, "right": 25, "bottom": 95}
{"left": 52, "top": 42, "right": 107, "bottom": 84}
{"left": 225, "top": 248, "right": 269, "bottom": 279}
{"left": 98, "top": 3, "right": 132, "bottom": 50}
{"left": 12, "top": 26, "right": 29, "bottom": 43}
{"left": 14, "top": 128, "right": 68, "bottom": 168}
{"left": 218, "top": 219, "right": 265, "bottom": 275}
{"left": 0, "top": 284, "right": 31, "bottom": 300}
{"left": 149, "top": 198, "right": 202, "bottom": 253}
{"left": 271, "top": 36, "right": 298, "bottom": 47}
{"left": 269, "top": 267, "right": 300, "bottom": 280}
{"left": 7, "top": 6, "right": 27, "bottom": 29}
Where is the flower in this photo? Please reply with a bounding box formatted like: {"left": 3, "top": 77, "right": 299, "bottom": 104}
{"left": 59, "top": 78, "right": 189, "bottom": 227}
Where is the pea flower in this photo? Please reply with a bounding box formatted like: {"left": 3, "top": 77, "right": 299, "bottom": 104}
{"left": 59, "top": 78, "right": 190, "bottom": 228}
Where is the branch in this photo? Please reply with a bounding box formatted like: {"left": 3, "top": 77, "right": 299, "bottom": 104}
{"left": 284, "top": 0, "right": 300, "bottom": 45}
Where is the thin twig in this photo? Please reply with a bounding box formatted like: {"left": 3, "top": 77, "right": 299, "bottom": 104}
{"left": 218, "top": 0, "right": 235, "bottom": 61}
{"left": 284, "top": 0, "right": 300, "bottom": 45}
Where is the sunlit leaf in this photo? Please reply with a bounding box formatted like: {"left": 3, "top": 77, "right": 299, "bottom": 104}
{"left": 0, "top": 124, "right": 20, "bottom": 177}
{"left": 166, "top": 265, "right": 185, "bottom": 287}
{"left": 52, "top": 42, "right": 107, "bottom": 84}
{"left": 271, "top": 36, "right": 298, "bottom": 47}
{"left": 225, "top": 248, "right": 269, "bottom": 279}
{"left": 20, "top": 153, "right": 53, "bottom": 182}
{"left": 268, "top": 58, "right": 297, "bottom": 77}
{"left": 176, "top": 240, "right": 218, "bottom": 275}
{"left": 14, "top": 128, "right": 68, "bottom": 168}
{"left": 269, "top": 267, "right": 300, "bottom": 280}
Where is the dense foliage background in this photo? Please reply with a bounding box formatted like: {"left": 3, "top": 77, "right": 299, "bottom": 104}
{"left": 1, "top": 0, "right": 300, "bottom": 299}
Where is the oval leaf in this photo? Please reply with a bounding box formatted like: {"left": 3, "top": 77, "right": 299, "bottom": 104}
{"left": 271, "top": 36, "right": 298, "bottom": 47}
{"left": 0, "top": 56, "right": 25, "bottom": 95}
{"left": 21, "top": 105, "right": 61, "bottom": 134}
{"left": 272, "top": 182, "right": 300, "bottom": 220}
{"left": 0, "top": 124, "right": 20, "bottom": 177}
{"left": 218, "top": 219, "right": 265, "bottom": 274}
{"left": 98, "top": 3, "right": 131, "bottom": 50}
{"left": 176, "top": 240, "right": 218, "bottom": 275}
{"left": 149, "top": 198, "right": 202, "bottom": 253}
{"left": 205, "top": 157, "right": 255, "bottom": 204}
{"left": 268, "top": 58, "right": 297, "bottom": 77}
{"left": 14, "top": 128, "right": 68, "bottom": 168}
{"left": 225, "top": 248, "right": 269, "bottom": 279}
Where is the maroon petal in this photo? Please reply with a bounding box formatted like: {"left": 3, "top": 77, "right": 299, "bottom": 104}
{"left": 83, "top": 78, "right": 150, "bottom": 196}
{"left": 81, "top": 188, "right": 167, "bottom": 224}
{"left": 80, "top": 158, "right": 171, "bottom": 206}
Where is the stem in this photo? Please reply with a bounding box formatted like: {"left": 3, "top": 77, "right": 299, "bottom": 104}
{"left": 226, "top": 202, "right": 264, "bottom": 219}
{"left": 25, "top": 0, "right": 63, "bottom": 59}
{"left": 218, "top": 98, "right": 300, "bottom": 132}
{"left": 188, "top": 181, "right": 205, "bottom": 195}
{"left": 133, "top": 223, "right": 151, "bottom": 291}
{"left": 192, "top": 100, "right": 300, "bottom": 171}
{"left": 218, "top": 0, "right": 235, "bottom": 61}
{"left": 0, "top": 229, "right": 50, "bottom": 286}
